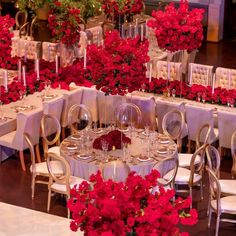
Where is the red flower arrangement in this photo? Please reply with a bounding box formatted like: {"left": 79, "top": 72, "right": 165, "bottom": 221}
{"left": 48, "top": 0, "right": 82, "bottom": 46}
{"left": 68, "top": 170, "right": 198, "bottom": 235}
{"left": 93, "top": 130, "right": 131, "bottom": 151}
{"left": 101, "top": 0, "right": 143, "bottom": 18}
{"left": 148, "top": 0, "right": 205, "bottom": 52}
{"left": 0, "top": 15, "right": 18, "bottom": 70}
{"left": 87, "top": 31, "right": 149, "bottom": 95}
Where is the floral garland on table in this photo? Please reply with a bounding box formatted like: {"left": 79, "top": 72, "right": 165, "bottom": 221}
{"left": 48, "top": 0, "right": 82, "bottom": 46}
{"left": 68, "top": 170, "right": 198, "bottom": 235}
{"left": 145, "top": 78, "right": 236, "bottom": 106}
{"left": 147, "top": 0, "right": 205, "bottom": 52}
{"left": 87, "top": 31, "right": 149, "bottom": 95}
{"left": 93, "top": 130, "right": 131, "bottom": 151}
{"left": 0, "top": 15, "right": 18, "bottom": 70}
{"left": 101, "top": 0, "right": 144, "bottom": 18}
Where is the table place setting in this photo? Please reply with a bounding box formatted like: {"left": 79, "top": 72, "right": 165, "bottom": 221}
{"left": 11, "top": 104, "right": 37, "bottom": 113}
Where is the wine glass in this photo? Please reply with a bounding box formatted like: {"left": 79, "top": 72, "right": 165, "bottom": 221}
{"left": 19, "top": 90, "right": 26, "bottom": 107}
{"left": 202, "top": 92, "right": 206, "bottom": 103}
{"left": 44, "top": 80, "right": 51, "bottom": 97}
{"left": 172, "top": 89, "right": 176, "bottom": 98}
{"left": 101, "top": 139, "right": 109, "bottom": 162}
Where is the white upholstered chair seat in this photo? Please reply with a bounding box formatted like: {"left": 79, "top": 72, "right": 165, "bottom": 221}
{"left": 164, "top": 167, "right": 201, "bottom": 184}
{"left": 30, "top": 160, "right": 63, "bottom": 175}
{"left": 51, "top": 176, "right": 85, "bottom": 192}
{"left": 178, "top": 153, "right": 201, "bottom": 168}
{"left": 211, "top": 196, "right": 236, "bottom": 212}
{"left": 219, "top": 180, "right": 236, "bottom": 196}
{"left": 48, "top": 146, "right": 60, "bottom": 156}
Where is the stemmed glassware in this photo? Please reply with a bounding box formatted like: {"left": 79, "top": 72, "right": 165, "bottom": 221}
{"left": 0, "top": 100, "right": 5, "bottom": 121}
{"left": 101, "top": 139, "right": 109, "bottom": 162}
{"left": 19, "top": 90, "right": 26, "bottom": 107}
{"left": 44, "top": 80, "right": 51, "bottom": 97}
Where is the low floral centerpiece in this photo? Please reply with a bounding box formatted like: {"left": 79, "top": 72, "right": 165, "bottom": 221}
{"left": 93, "top": 130, "right": 131, "bottom": 151}
{"left": 148, "top": 0, "right": 205, "bottom": 52}
{"left": 68, "top": 170, "right": 198, "bottom": 235}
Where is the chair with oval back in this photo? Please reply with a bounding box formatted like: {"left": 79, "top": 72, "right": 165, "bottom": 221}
{"left": 68, "top": 104, "right": 92, "bottom": 135}
{"left": 206, "top": 166, "right": 236, "bottom": 236}
{"left": 206, "top": 145, "right": 236, "bottom": 196}
{"left": 41, "top": 114, "right": 61, "bottom": 160}
{"left": 152, "top": 157, "right": 178, "bottom": 194}
{"left": 231, "top": 131, "right": 236, "bottom": 178}
{"left": 179, "top": 123, "right": 211, "bottom": 168}
{"left": 162, "top": 109, "right": 185, "bottom": 152}
{"left": 24, "top": 133, "right": 63, "bottom": 199}
{"left": 115, "top": 102, "right": 142, "bottom": 130}
{"left": 46, "top": 152, "right": 88, "bottom": 218}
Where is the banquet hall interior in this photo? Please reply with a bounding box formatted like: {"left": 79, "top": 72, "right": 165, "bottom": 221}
{"left": 0, "top": 0, "right": 236, "bottom": 235}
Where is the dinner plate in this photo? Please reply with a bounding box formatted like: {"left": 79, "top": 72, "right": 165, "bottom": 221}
{"left": 65, "top": 143, "right": 77, "bottom": 150}
{"left": 76, "top": 154, "right": 92, "bottom": 160}
{"left": 94, "top": 128, "right": 104, "bottom": 134}
{"left": 158, "top": 137, "right": 170, "bottom": 144}
{"left": 137, "top": 156, "right": 151, "bottom": 162}
{"left": 70, "top": 134, "right": 81, "bottom": 140}
{"left": 156, "top": 148, "right": 168, "bottom": 154}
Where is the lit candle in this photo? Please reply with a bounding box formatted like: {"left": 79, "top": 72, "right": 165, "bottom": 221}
{"left": 97, "top": 29, "right": 100, "bottom": 46}
{"left": 36, "top": 59, "right": 40, "bottom": 80}
{"left": 141, "top": 24, "right": 144, "bottom": 41}
{"left": 145, "top": 20, "right": 148, "bottom": 38}
{"left": 149, "top": 63, "right": 152, "bottom": 83}
{"left": 129, "top": 24, "right": 132, "bottom": 38}
{"left": 121, "top": 25, "right": 125, "bottom": 39}
{"left": 18, "top": 59, "right": 21, "bottom": 82}
{"left": 55, "top": 54, "right": 59, "bottom": 74}
{"left": 22, "top": 66, "right": 26, "bottom": 87}
{"left": 83, "top": 48, "right": 87, "bottom": 69}
{"left": 24, "top": 41, "right": 27, "bottom": 62}
{"left": 212, "top": 74, "right": 215, "bottom": 95}
{"left": 3, "top": 70, "right": 8, "bottom": 92}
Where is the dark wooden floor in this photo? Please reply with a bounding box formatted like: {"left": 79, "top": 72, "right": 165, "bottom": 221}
{"left": 1, "top": 40, "right": 236, "bottom": 235}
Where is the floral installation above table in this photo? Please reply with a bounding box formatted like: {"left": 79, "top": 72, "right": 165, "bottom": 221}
{"left": 68, "top": 170, "right": 198, "bottom": 235}
{"left": 93, "top": 130, "right": 131, "bottom": 151}
{"left": 147, "top": 0, "right": 205, "bottom": 53}
{"left": 0, "top": 14, "right": 235, "bottom": 107}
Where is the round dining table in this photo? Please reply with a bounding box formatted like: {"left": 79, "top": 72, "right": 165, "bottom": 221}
{"left": 60, "top": 128, "right": 178, "bottom": 181}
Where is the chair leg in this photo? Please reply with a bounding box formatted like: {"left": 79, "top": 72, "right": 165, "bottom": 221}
{"left": 62, "top": 127, "right": 66, "bottom": 140}
{"left": 47, "top": 188, "right": 52, "bottom": 213}
{"left": 31, "top": 175, "right": 36, "bottom": 199}
{"left": 208, "top": 208, "right": 212, "bottom": 228}
{"left": 35, "top": 144, "right": 41, "bottom": 163}
{"left": 200, "top": 180, "right": 204, "bottom": 200}
{"left": 19, "top": 151, "right": 26, "bottom": 171}
{"left": 189, "top": 186, "right": 193, "bottom": 209}
{"left": 215, "top": 215, "right": 220, "bottom": 236}
{"left": 188, "top": 140, "right": 191, "bottom": 153}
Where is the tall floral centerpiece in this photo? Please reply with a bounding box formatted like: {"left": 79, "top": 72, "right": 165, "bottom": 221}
{"left": 148, "top": 0, "right": 205, "bottom": 53}
{"left": 148, "top": 0, "right": 205, "bottom": 92}
{"left": 48, "top": 0, "right": 82, "bottom": 47}
{"left": 101, "top": 0, "right": 144, "bottom": 29}
{"left": 68, "top": 170, "right": 198, "bottom": 235}
{"left": 86, "top": 31, "right": 149, "bottom": 95}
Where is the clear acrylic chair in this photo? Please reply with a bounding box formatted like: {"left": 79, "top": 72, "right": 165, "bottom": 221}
{"left": 68, "top": 104, "right": 92, "bottom": 135}
{"left": 162, "top": 109, "right": 185, "bottom": 152}
{"left": 115, "top": 102, "right": 141, "bottom": 130}
{"left": 206, "top": 166, "right": 236, "bottom": 236}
